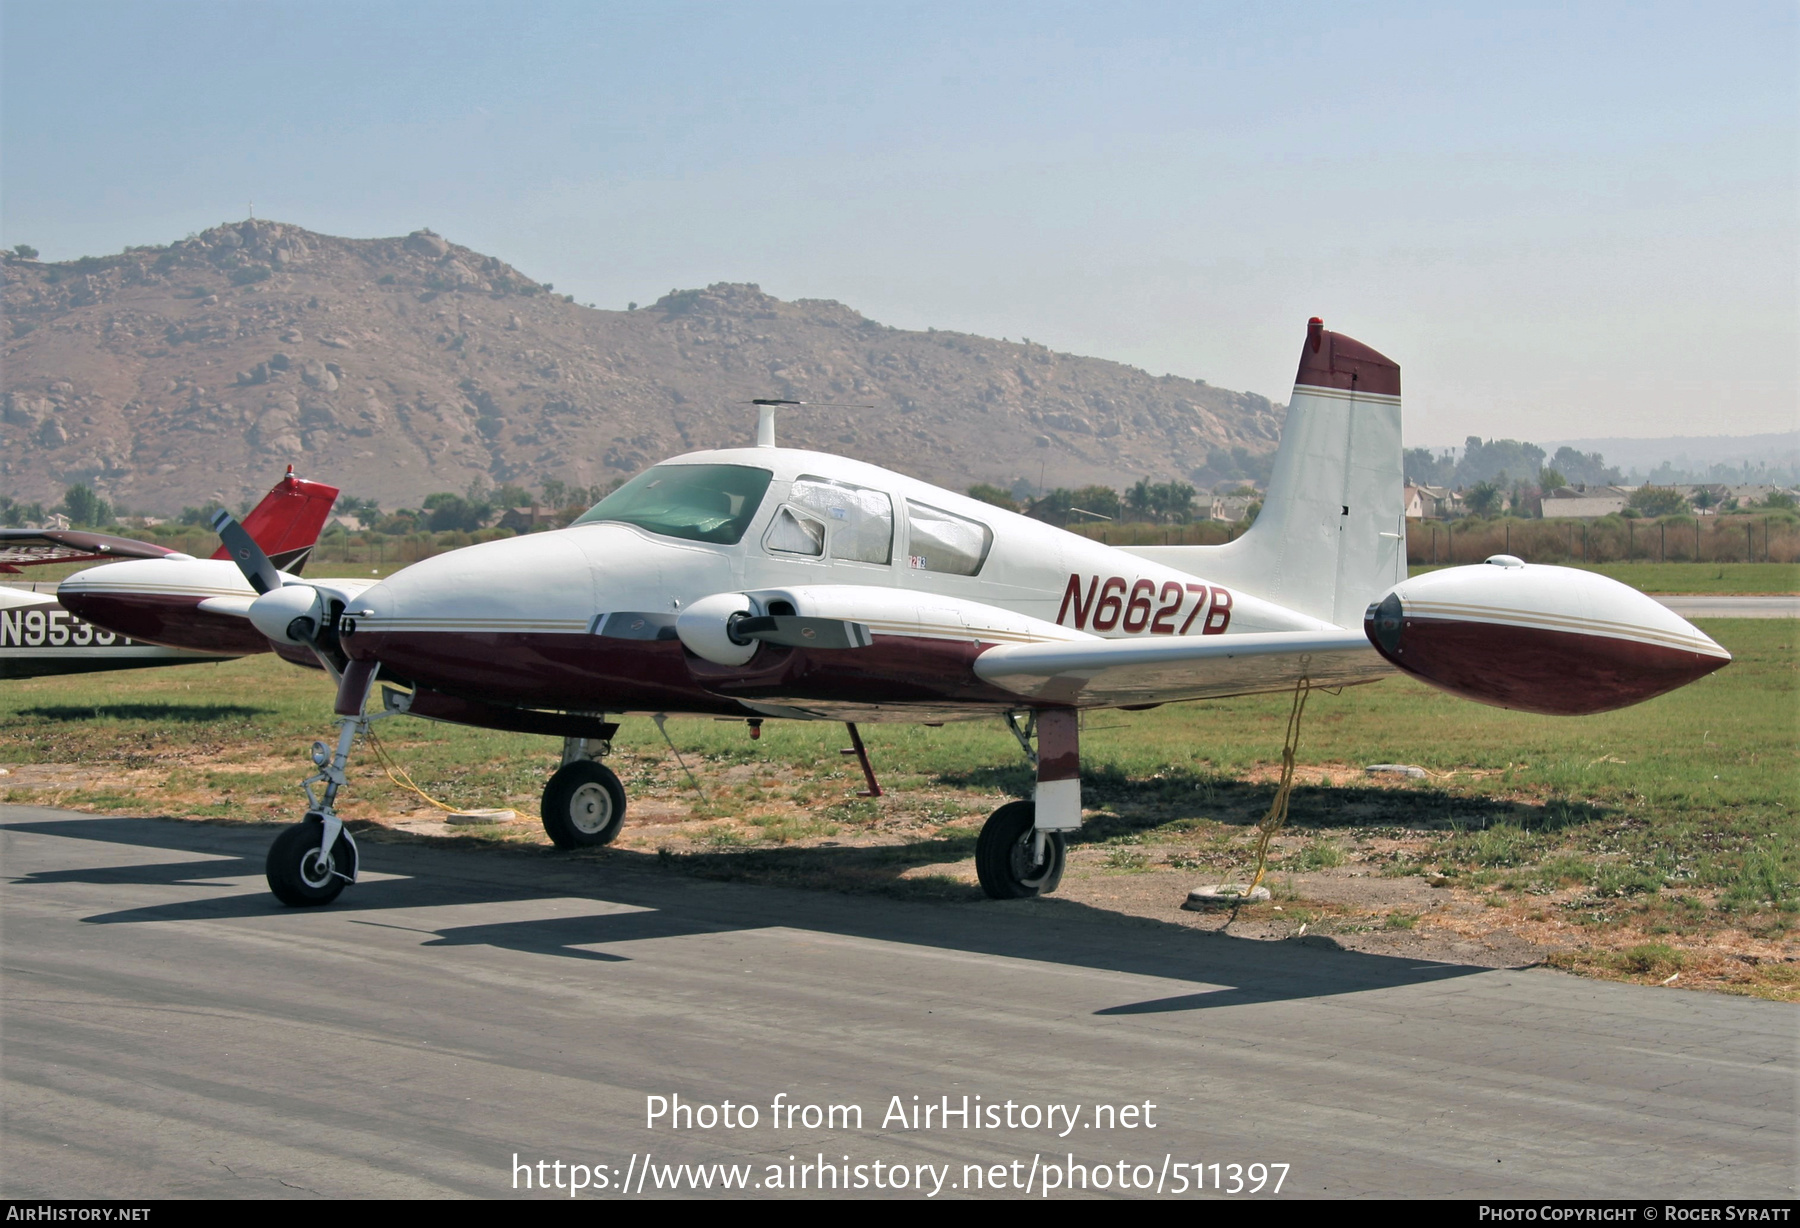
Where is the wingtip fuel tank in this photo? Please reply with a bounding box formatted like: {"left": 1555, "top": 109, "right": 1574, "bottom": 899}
{"left": 1364, "top": 558, "right": 1730, "bottom": 716}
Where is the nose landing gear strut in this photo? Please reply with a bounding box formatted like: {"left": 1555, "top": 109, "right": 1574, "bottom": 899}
{"left": 267, "top": 661, "right": 385, "bottom": 907}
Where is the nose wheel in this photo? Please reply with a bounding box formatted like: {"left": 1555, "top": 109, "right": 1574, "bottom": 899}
{"left": 266, "top": 816, "right": 356, "bottom": 907}
{"left": 975, "top": 800, "right": 1065, "bottom": 899}
{"left": 542, "top": 759, "right": 628, "bottom": 848}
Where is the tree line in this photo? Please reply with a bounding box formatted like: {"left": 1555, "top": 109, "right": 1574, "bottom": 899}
{"left": 965, "top": 478, "right": 1242, "bottom": 528}
{"left": 1, "top": 483, "right": 112, "bottom": 529}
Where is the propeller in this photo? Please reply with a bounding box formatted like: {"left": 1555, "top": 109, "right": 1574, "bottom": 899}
{"left": 209, "top": 509, "right": 342, "bottom": 670}
{"left": 209, "top": 508, "right": 282, "bottom": 595}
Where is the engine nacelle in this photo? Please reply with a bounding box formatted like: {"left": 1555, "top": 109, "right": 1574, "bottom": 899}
{"left": 1364, "top": 558, "right": 1730, "bottom": 715}
{"left": 675, "top": 591, "right": 761, "bottom": 666}
{"left": 247, "top": 584, "right": 324, "bottom": 647}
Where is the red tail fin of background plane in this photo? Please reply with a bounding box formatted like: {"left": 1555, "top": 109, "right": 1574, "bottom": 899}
{"left": 210, "top": 466, "right": 340, "bottom": 574}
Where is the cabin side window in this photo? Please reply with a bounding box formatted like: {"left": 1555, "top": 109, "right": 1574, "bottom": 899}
{"left": 790, "top": 476, "right": 894, "bottom": 564}
{"left": 762, "top": 505, "right": 825, "bottom": 557}
{"left": 904, "top": 500, "right": 993, "bottom": 576}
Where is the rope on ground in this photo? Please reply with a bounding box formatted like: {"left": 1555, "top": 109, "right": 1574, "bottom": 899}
{"left": 1244, "top": 677, "right": 1312, "bottom": 898}
{"left": 364, "top": 725, "right": 459, "bottom": 814}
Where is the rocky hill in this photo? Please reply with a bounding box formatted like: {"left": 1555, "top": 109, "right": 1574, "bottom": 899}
{"left": 1, "top": 220, "right": 1283, "bottom": 512}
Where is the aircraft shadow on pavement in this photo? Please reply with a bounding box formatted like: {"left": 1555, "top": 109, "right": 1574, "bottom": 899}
{"left": 939, "top": 765, "right": 1608, "bottom": 839}
{"left": 364, "top": 908, "right": 745, "bottom": 963}
{"left": 5, "top": 808, "right": 1490, "bottom": 1013}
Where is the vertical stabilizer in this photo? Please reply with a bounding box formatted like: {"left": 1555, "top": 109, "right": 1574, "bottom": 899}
{"left": 1123, "top": 319, "right": 1405, "bottom": 628}
{"left": 211, "top": 466, "right": 340, "bottom": 574}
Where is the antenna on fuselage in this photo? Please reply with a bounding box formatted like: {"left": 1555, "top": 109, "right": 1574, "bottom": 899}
{"left": 750, "top": 398, "right": 797, "bottom": 448}
{"left": 745, "top": 398, "right": 872, "bottom": 449}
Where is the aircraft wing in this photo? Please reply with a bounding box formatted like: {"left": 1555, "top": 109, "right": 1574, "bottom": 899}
{"left": 0, "top": 530, "right": 179, "bottom": 571}
{"left": 972, "top": 630, "right": 1390, "bottom": 707}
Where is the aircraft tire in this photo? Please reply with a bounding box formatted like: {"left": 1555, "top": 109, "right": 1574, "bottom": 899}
{"left": 975, "top": 800, "right": 1065, "bottom": 900}
{"left": 266, "top": 818, "right": 351, "bottom": 907}
{"left": 542, "top": 760, "right": 627, "bottom": 849}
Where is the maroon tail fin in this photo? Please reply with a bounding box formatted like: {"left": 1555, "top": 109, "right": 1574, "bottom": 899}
{"left": 211, "top": 466, "right": 340, "bottom": 574}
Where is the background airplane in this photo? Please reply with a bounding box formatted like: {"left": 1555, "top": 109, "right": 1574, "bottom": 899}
{"left": 65, "top": 321, "right": 1730, "bottom": 908}
{"left": 1, "top": 467, "right": 339, "bottom": 679}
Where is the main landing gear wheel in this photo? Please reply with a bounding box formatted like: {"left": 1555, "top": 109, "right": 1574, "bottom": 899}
{"left": 542, "top": 760, "right": 627, "bottom": 849}
{"left": 266, "top": 817, "right": 355, "bottom": 907}
{"left": 976, "top": 800, "right": 1065, "bottom": 900}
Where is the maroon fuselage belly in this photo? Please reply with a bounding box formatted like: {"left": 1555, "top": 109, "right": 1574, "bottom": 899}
{"left": 1373, "top": 618, "right": 1728, "bottom": 716}
{"left": 344, "top": 629, "right": 1022, "bottom": 715}
{"left": 57, "top": 592, "right": 272, "bottom": 656}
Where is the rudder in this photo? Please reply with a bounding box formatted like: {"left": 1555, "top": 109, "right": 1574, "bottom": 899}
{"left": 1123, "top": 318, "right": 1405, "bottom": 628}
{"left": 212, "top": 466, "right": 341, "bottom": 574}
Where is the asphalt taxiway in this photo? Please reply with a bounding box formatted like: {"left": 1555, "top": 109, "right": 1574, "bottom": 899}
{"left": 1655, "top": 595, "right": 1800, "bottom": 619}
{"left": 1, "top": 804, "right": 1793, "bottom": 1198}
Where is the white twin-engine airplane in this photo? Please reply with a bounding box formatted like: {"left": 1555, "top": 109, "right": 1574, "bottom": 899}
{"left": 59, "top": 319, "right": 1730, "bottom": 908}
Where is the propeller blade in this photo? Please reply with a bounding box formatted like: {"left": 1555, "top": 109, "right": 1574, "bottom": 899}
{"left": 209, "top": 508, "right": 283, "bottom": 595}
{"left": 732, "top": 615, "right": 873, "bottom": 650}
{"left": 594, "top": 611, "right": 680, "bottom": 641}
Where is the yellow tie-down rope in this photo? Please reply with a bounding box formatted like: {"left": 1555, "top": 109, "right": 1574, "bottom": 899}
{"left": 1244, "top": 677, "right": 1312, "bottom": 898}
{"left": 364, "top": 725, "right": 460, "bottom": 814}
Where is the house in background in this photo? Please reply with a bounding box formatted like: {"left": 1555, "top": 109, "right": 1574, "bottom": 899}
{"left": 1541, "top": 485, "right": 1632, "bottom": 519}
{"left": 498, "top": 505, "right": 549, "bottom": 533}
{"left": 1404, "top": 484, "right": 1454, "bottom": 519}
{"left": 1717, "top": 484, "right": 1797, "bottom": 508}
{"left": 1207, "top": 494, "right": 1257, "bottom": 523}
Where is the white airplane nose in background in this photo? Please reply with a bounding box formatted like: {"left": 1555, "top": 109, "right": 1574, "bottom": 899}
{"left": 352, "top": 531, "right": 600, "bottom": 632}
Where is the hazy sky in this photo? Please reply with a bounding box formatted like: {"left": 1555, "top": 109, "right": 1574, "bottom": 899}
{"left": 3, "top": 1, "right": 1794, "bottom": 445}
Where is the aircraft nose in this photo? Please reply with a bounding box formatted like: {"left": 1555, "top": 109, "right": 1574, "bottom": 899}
{"left": 341, "top": 532, "right": 599, "bottom": 657}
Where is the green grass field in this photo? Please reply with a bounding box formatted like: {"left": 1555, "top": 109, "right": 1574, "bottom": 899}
{"left": 2, "top": 619, "right": 1794, "bottom": 996}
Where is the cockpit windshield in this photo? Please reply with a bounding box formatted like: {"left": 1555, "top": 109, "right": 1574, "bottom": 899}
{"left": 572, "top": 464, "right": 773, "bottom": 545}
